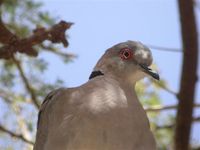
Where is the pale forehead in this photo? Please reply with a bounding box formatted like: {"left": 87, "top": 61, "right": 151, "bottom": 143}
{"left": 112, "top": 41, "right": 149, "bottom": 51}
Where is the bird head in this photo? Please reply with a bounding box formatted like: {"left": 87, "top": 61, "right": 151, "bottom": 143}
{"left": 93, "top": 41, "right": 159, "bottom": 84}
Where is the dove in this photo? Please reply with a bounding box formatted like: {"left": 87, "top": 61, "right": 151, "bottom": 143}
{"left": 34, "top": 40, "right": 159, "bottom": 150}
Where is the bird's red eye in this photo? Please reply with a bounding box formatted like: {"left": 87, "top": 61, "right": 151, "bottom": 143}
{"left": 119, "top": 48, "right": 133, "bottom": 60}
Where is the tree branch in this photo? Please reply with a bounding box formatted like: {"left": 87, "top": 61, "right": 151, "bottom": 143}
{"left": 175, "top": 0, "right": 199, "bottom": 149}
{"left": 156, "top": 124, "right": 174, "bottom": 130}
{"left": 156, "top": 116, "right": 200, "bottom": 130}
{"left": 193, "top": 116, "right": 200, "bottom": 122}
{"left": 145, "top": 103, "right": 200, "bottom": 112}
{"left": 194, "top": 0, "right": 200, "bottom": 10}
{"left": 0, "top": 89, "right": 13, "bottom": 104}
{"left": 12, "top": 57, "right": 40, "bottom": 109}
{"left": 151, "top": 79, "right": 178, "bottom": 96}
{"left": 147, "top": 44, "right": 182, "bottom": 53}
{"left": 0, "top": 19, "right": 73, "bottom": 59}
{"left": 0, "top": 89, "right": 33, "bottom": 104}
{"left": 40, "top": 44, "right": 77, "bottom": 59}
{"left": 0, "top": 3, "right": 17, "bottom": 45}
{"left": 0, "top": 125, "right": 34, "bottom": 145}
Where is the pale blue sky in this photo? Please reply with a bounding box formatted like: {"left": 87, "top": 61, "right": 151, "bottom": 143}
{"left": 36, "top": 0, "right": 199, "bottom": 145}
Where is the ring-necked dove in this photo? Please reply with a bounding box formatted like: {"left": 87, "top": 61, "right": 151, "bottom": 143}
{"left": 33, "top": 41, "right": 159, "bottom": 150}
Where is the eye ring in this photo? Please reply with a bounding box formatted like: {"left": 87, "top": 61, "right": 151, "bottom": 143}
{"left": 119, "top": 48, "right": 133, "bottom": 60}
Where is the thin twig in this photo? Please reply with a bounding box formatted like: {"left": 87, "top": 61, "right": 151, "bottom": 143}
{"left": 0, "top": 90, "right": 13, "bottom": 104}
{"left": 156, "top": 116, "right": 200, "bottom": 130}
{"left": 159, "top": 84, "right": 177, "bottom": 96}
{"left": 147, "top": 44, "right": 182, "bottom": 53}
{"left": 194, "top": 116, "right": 200, "bottom": 122}
{"left": 12, "top": 57, "right": 40, "bottom": 109}
{"left": 0, "top": 89, "right": 32, "bottom": 104}
{"left": 40, "top": 44, "right": 77, "bottom": 59}
{"left": 156, "top": 124, "right": 174, "bottom": 130}
{"left": 0, "top": 125, "right": 34, "bottom": 145}
{"left": 151, "top": 79, "right": 178, "bottom": 96}
{"left": 145, "top": 103, "right": 200, "bottom": 112}
{"left": 194, "top": 0, "right": 200, "bottom": 10}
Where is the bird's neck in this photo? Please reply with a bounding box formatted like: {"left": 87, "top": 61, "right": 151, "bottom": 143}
{"left": 115, "top": 77, "right": 141, "bottom": 108}
{"left": 89, "top": 70, "right": 141, "bottom": 108}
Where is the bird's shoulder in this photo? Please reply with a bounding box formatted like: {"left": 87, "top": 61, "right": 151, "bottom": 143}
{"left": 37, "top": 88, "right": 71, "bottom": 128}
{"left": 75, "top": 76, "right": 128, "bottom": 114}
{"left": 36, "top": 76, "right": 124, "bottom": 127}
{"left": 81, "top": 76, "right": 121, "bottom": 91}
{"left": 34, "top": 88, "right": 71, "bottom": 150}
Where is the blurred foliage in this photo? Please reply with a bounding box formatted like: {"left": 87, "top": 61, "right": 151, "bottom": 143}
{"left": 136, "top": 78, "right": 175, "bottom": 150}
{"left": 0, "top": 0, "right": 72, "bottom": 150}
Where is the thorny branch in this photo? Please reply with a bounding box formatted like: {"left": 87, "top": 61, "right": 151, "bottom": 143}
{"left": 0, "top": 125, "right": 34, "bottom": 145}
{"left": 0, "top": 16, "right": 73, "bottom": 59}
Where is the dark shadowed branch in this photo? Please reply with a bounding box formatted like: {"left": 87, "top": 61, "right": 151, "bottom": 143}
{"left": 175, "top": 0, "right": 199, "bottom": 149}
{"left": 0, "top": 1, "right": 16, "bottom": 45}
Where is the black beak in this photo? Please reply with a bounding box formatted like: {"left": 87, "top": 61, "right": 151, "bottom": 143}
{"left": 139, "top": 64, "right": 160, "bottom": 80}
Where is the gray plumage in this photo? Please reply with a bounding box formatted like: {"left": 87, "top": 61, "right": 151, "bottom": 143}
{"left": 34, "top": 41, "right": 159, "bottom": 150}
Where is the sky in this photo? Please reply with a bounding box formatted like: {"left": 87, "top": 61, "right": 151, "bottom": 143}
{"left": 35, "top": 0, "right": 199, "bottom": 145}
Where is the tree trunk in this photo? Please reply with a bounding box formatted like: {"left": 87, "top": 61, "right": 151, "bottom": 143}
{"left": 175, "top": 0, "right": 198, "bottom": 150}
